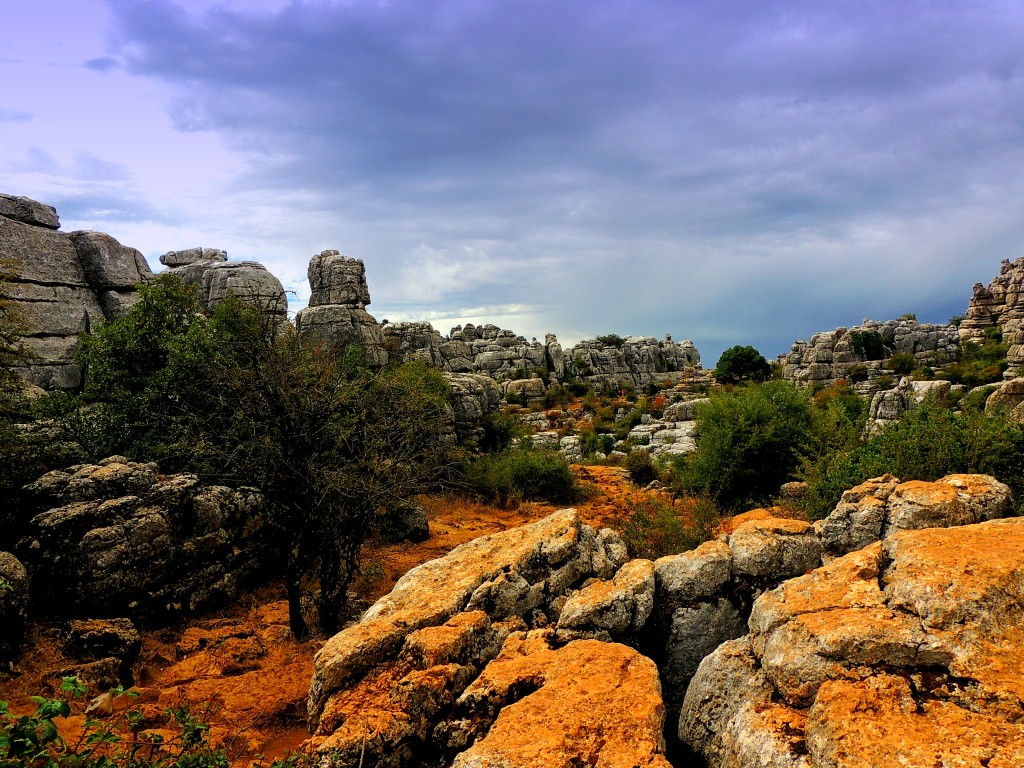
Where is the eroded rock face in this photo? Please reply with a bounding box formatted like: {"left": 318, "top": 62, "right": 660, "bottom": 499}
{"left": 443, "top": 372, "right": 502, "bottom": 445}
{"left": 307, "top": 509, "right": 631, "bottom": 766}
{"left": 163, "top": 249, "right": 288, "bottom": 325}
{"left": 15, "top": 457, "right": 281, "bottom": 621}
{"left": 447, "top": 635, "right": 672, "bottom": 768}
{"left": 0, "top": 197, "right": 153, "bottom": 389}
{"left": 961, "top": 257, "right": 1024, "bottom": 379}
{"left": 296, "top": 251, "right": 388, "bottom": 367}
{"left": 819, "top": 473, "right": 1011, "bottom": 558}
{"left": 680, "top": 517, "right": 1024, "bottom": 767}
{"left": 0, "top": 552, "right": 30, "bottom": 662}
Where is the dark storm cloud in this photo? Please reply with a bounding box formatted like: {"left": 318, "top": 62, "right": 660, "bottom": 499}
{"left": 104, "top": 0, "right": 1024, "bottom": 363}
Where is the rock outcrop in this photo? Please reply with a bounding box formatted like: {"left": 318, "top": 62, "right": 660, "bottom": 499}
{"left": 160, "top": 247, "right": 288, "bottom": 326}
{"left": 960, "top": 256, "right": 1024, "bottom": 378}
{"left": 15, "top": 457, "right": 281, "bottom": 621}
{"left": 1, "top": 194, "right": 153, "bottom": 389}
{"left": 679, "top": 517, "right": 1024, "bottom": 767}
{"left": 307, "top": 509, "right": 636, "bottom": 766}
{"left": 443, "top": 373, "right": 503, "bottom": 444}
{"left": 778, "top": 318, "right": 959, "bottom": 390}
{"left": 295, "top": 251, "right": 388, "bottom": 367}
{"left": 0, "top": 551, "right": 30, "bottom": 662}
{"left": 567, "top": 334, "right": 702, "bottom": 391}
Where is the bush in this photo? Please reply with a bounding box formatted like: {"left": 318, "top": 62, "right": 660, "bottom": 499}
{"left": 798, "top": 401, "right": 1024, "bottom": 519}
{"left": 939, "top": 336, "right": 1008, "bottom": 387}
{"left": 887, "top": 353, "right": 916, "bottom": 375}
{"left": 479, "top": 410, "right": 523, "bottom": 453}
{"left": 595, "top": 334, "right": 626, "bottom": 348}
{"left": 849, "top": 330, "right": 885, "bottom": 360}
{"left": 677, "top": 381, "right": 813, "bottom": 510}
{"left": 625, "top": 448, "right": 658, "bottom": 485}
{"left": 465, "top": 449, "right": 580, "bottom": 505}
{"left": 619, "top": 496, "right": 720, "bottom": 559}
{"left": 714, "top": 345, "right": 771, "bottom": 384}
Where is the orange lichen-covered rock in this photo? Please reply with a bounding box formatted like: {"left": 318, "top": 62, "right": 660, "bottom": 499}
{"left": 448, "top": 636, "right": 672, "bottom": 768}
{"left": 308, "top": 509, "right": 626, "bottom": 726}
{"left": 681, "top": 516, "right": 1024, "bottom": 768}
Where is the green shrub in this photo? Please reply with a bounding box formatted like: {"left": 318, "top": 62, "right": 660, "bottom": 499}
{"left": 619, "top": 496, "right": 720, "bottom": 559}
{"left": 939, "top": 336, "right": 1008, "bottom": 388}
{"left": 887, "top": 353, "right": 916, "bottom": 375}
{"left": 798, "top": 401, "right": 1024, "bottom": 519}
{"left": 479, "top": 410, "right": 524, "bottom": 453}
{"left": 849, "top": 331, "right": 885, "bottom": 360}
{"left": 626, "top": 448, "right": 658, "bottom": 485}
{"left": 677, "top": 381, "right": 813, "bottom": 510}
{"left": 595, "top": 334, "right": 626, "bottom": 348}
{"left": 465, "top": 449, "right": 580, "bottom": 505}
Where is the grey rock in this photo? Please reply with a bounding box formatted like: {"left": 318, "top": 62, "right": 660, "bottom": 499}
{"left": 69, "top": 231, "right": 152, "bottom": 290}
{"left": 0, "top": 552, "right": 30, "bottom": 662}
{"left": 728, "top": 519, "right": 821, "bottom": 580}
{"left": 556, "top": 558, "right": 655, "bottom": 637}
{"left": 0, "top": 193, "right": 59, "bottom": 229}
{"left": 654, "top": 539, "right": 732, "bottom": 606}
{"left": 168, "top": 258, "right": 288, "bottom": 324}
{"left": 159, "top": 247, "right": 227, "bottom": 267}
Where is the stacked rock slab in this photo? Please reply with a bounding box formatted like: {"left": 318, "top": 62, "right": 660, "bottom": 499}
{"left": 0, "top": 194, "right": 153, "bottom": 389}
{"left": 15, "top": 456, "right": 281, "bottom": 622}
{"left": 960, "top": 256, "right": 1024, "bottom": 378}
{"left": 680, "top": 518, "right": 1024, "bottom": 767}
{"left": 777, "top": 318, "right": 959, "bottom": 390}
{"left": 160, "top": 247, "right": 288, "bottom": 326}
{"left": 306, "top": 509, "right": 648, "bottom": 767}
{"left": 295, "top": 251, "right": 388, "bottom": 367}
{"left": 567, "top": 334, "right": 702, "bottom": 390}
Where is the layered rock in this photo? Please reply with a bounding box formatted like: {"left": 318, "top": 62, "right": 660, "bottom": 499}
{"left": 0, "top": 551, "right": 30, "bottom": 662}
{"left": 777, "top": 318, "right": 959, "bottom": 390}
{"left": 960, "top": 257, "right": 1024, "bottom": 378}
{"left": 307, "top": 509, "right": 632, "bottom": 766}
{"left": 161, "top": 247, "right": 288, "bottom": 326}
{"left": 1, "top": 195, "right": 153, "bottom": 389}
{"left": 567, "top": 334, "right": 702, "bottom": 391}
{"left": 295, "top": 251, "right": 388, "bottom": 367}
{"left": 680, "top": 517, "right": 1024, "bottom": 767}
{"left": 15, "top": 457, "right": 281, "bottom": 621}
{"left": 443, "top": 373, "right": 502, "bottom": 444}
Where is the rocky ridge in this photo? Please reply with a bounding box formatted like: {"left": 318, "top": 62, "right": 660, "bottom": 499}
{"left": 305, "top": 472, "right": 1014, "bottom": 767}
{"left": 777, "top": 317, "right": 959, "bottom": 391}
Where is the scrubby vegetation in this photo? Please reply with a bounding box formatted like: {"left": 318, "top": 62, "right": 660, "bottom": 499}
{"left": 464, "top": 448, "right": 582, "bottom": 505}
{"left": 619, "top": 496, "right": 720, "bottom": 559}
{"left": 713, "top": 345, "right": 771, "bottom": 384}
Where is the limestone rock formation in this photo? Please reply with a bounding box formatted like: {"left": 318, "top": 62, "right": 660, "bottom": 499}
{"left": 777, "top": 318, "right": 959, "bottom": 390}
{"left": 556, "top": 557, "right": 655, "bottom": 641}
{"left": 1, "top": 195, "right": 153, "bottom": 389}
{"left": 295, "top": 251, "right": 388, "bottom": 367}
{"left": 680, "top": 517, "right": 1024, "bottom": 767}
{"left": 960, "top": 256, "right": 1024, "bottom": 378}
{"left": 443, "top": 372, "right": 502, "bottom": 444}
{"left": 0, "top": 551, "right": 30, "bottom": 662}
{"left": 161, "top": 247, "right": 288, "bottom": 326}
{"left": 16, "top": 457, "right": 281, "bottom": 621}
{"left": 307, "top": 509, "right": 630, "bottom": 766}
{"left": 818, "top": 473, "right": 1011, "bottom": 558}
{"left": 447, "top": 636, "right": 672, "bottom": 768}
{"left": 566, "top": 334, "right": 702, "bottom": 391}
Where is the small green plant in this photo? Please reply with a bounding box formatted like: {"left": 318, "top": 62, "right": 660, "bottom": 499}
{"left": 887, "top": 353, "right": 916, "bottom": 375}
{"left": 849, "top": 331, "right": 885, "bottom": 360}
{"left": 465, "top": 449, "right": 581, "bottom": 505}
{"left": 625, "top": 449, "right": 658, "bottom": 486}
{"left": 619, "top": 496, "right": 720, "bottom": 559}
{"left": 948, "top": 314, "right": 966, "bottom": 327}
{"left": 897, "top": 312, "right": 917, "bottom": 322}
{"left": 595, "top": 334, "right": 626, "bottom": 348}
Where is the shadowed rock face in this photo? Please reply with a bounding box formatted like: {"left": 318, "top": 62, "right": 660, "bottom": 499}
{"left": 1, "top": 197, "right": 153, "bottom": 389}
{"left": 961, "top": 257, "right": 1024, "bottom": 379}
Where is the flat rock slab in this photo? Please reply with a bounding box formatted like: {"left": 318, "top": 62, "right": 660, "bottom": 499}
{"left": 451, "top": 637, "right": 672, "bottom": 768}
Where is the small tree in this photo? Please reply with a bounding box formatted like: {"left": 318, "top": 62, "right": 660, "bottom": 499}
{"left": 74, "top": 277, "right": 453, "bottom": 637}
{"left": 714, "top": 345, "right": 772, "bottom": 384}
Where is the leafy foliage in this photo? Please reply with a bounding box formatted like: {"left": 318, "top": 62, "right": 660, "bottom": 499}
{"left": 849, "top": 331, "right": 885, "bottom": 360}
{"left": 619, "top": 496, "right": 720, "bottom": 559}
{"left": 887, "top": 353, "right": 916, "bottom": 375}
{"left": 625, "top": 448, "right": 658, "bottom": 485}
{"left": 939, "top": 335, "right": 1008, "bottom": 387}
{"left": 465, "top": 449, "right": 581, "bottom": 505}
{"left": 65, "top": 276, "right": 452, "bottom": 637}
{"left": 594, "top": 334, "right": 626, "bottom": 348}
{"left": 713, "top": 345, "right": 771, "bottom": 384}
{"left": 674, "top": 381, "right": 814, "bottom": 510}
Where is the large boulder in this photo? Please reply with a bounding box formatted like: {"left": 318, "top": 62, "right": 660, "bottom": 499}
{"left": 0, "top": 193, "right": 59, "bottom": 229}
{"left": 15, "top": 457, "right": 281, "bottom": 621}
{"left": 307, "top": 509, "right": 629, "bottom": 766}
{"left": 680, "top": 517, "right": 1024, "bottom": 767}
{"left": 0, "top": 552, "right": 30, "bottom": 662}
{"left": 162, "top": 249, "right": 288, "bottom": 325}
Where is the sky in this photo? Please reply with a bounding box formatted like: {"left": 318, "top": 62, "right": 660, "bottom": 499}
{"left": 3, "top": 1, "right": 1024, "bottom": 366}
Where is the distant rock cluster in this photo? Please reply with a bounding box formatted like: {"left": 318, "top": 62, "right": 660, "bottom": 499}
{"left": 777, "top": 317, "right": 960, "bottom": 391}
{"left": 960, "top": 256, "right": 1024, "bottom": 379}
